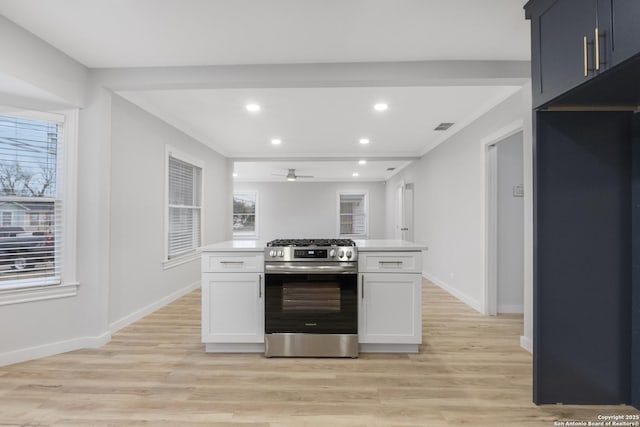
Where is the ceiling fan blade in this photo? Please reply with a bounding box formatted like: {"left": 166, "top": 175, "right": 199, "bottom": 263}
{"left": 296, "top": 175, "right": 314, "bottom": 178}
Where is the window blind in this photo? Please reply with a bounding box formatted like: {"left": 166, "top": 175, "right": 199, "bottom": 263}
{"left": 0, "top": 114, "right": 63, "bottom": 286}
{"left": 167, "top": 155, "right": 201, "bottom": 259}
{"left": 339, "top": 193, "right": 366, "bottom": 236}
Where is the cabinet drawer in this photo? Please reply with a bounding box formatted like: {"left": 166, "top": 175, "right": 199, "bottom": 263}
{"left": 202, "top": 252, "right": 264, "bottom": 273}
{"left": 358, "top": 252, "right": 422, "bottom": 273}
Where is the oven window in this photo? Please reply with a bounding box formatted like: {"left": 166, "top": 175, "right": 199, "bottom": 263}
{"left": 265, "top": 273, "right": 357, "bottom": 334}
{"left": 282, "top": 282, "right": 340, "bottom": 312}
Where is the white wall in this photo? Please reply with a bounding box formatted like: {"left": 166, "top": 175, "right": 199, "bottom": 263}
{"left": 0, "top": 20, "right": 102, "bottom": 365}
{"left": 0, "top": 22, "right": 233, "bottom": 364}
{"left": 386, "top": 88, "right": 529, "bottom": 317}
{"left": 521, "top": 81, "right": 534, "bottom": 352}
{"left": 234, "top": 181, "right": 386, "bottom": 241}
{"left": 108, "top": 95, "right": 231, "bottom": 327}
{"left": 0, "top": 15, "right": 87, "bottom": 108}
{"left": 497, "top": 132, "right": 524, "bottom": 313}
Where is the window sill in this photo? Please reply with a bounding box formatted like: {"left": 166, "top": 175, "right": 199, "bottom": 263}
{"left": 0, "top": 282, "right": 79, "bottom": 307}
{"left": 162, "top": 250, "right": 201, "bottom": 270}
{"left": 233, "top": 234, "right": 258, "bottom": 240}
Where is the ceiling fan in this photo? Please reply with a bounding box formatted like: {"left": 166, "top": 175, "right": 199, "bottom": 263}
{"left": 272, "top": 168, "right": 314, "bottom": 181}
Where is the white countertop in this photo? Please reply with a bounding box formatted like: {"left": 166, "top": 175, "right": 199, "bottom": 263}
{"left": 353, "top": 239, "right": 427, "bottom": 251}
{"left": 201, "top": 239, "right": 426, "bottom": 252}
{"left": 201, "top": 240, "right": 267, "bottom": 252}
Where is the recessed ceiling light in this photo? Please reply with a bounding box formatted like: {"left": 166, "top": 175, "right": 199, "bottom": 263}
{"left": 359, "top": 138, "right": 370, "bottom": 145}
{"left": 232, "top": 173, "right": 238, "bottom": 177}
{"left": 359, "top": 160, "right": 367, "bottom": 165}
{"left": 271, "top": 138, "right": 282, "bottom": 145}
{"left": 374, "top": 103, "right": 388, "bottom": 112}
{"left": 352, "top": 172, "right": 359, "bottom": 177}
{"left": 245, "top": 103, "right": 261, "bottom": 112}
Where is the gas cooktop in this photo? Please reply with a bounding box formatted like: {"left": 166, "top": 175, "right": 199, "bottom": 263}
{"left": 266, "top": 238, "right": 356, "bottom": 247}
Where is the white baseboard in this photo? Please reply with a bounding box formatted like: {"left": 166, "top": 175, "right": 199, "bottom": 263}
{"left": 423, "top": 272, "right": 482, "bottom": 313}
{"left": 498, "top": 304, "right": 524, "bottom": 314}
{"left": 109, "top": 280, "right": 201, "bottom": 334}
{"left": 0, "top": 332, "right": 111, "bottom": 367}
{"left": 0, "top": 280, "right": 201, "bottom": 368}
{"left": 520, "top": 335, "right": 533, "bottom": 353}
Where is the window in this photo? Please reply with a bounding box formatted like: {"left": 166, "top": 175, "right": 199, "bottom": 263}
{"left": 233, "top": 192, "right": 257, "bottom": 237}
{"left": 1, "top": 211, "right": 11, "bottom": 226}
{"left": 0, "top": 112, "right": 64, "bottom": 287}
{"left": 338, "top": 192, "right": 368, "bottom": 237}
{"left": 166, "top": 148, "right": 202, "bottom": 264}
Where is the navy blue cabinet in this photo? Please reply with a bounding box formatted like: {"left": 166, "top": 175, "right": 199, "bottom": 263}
{"left": 526, "top": 0, "right": 640, "bottom": 410}
{"left": 527, "top": 0, "right": 640, "bottom": 108}
{"left": 526, "top": 0, "right": 611, "bottom": 107}
{"left": 611, "top": 0, "right": 640, "bottom": 65}
{"left": 534, "top": 111, "right": 632, "bottom": 404}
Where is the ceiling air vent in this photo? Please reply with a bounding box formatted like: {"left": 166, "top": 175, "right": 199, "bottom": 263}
{"left": 434, "top": 122, "right": 454, "bottom": 131}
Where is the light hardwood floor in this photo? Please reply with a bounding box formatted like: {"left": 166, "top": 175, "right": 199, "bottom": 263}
{"left": 0, "top": 280, "right": 637, "bottom": 426}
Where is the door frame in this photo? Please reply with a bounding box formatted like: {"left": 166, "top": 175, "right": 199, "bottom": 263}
{"left": 394, "top": 181, "right": 415, "bottom": 242}
{"left": 481, "top": 120, "right": 524, "bottom": 316}
{"left": 395, "top": 181, "right": 405, "bottom": 240}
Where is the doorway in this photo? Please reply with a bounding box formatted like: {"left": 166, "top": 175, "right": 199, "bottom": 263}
{"left": 395, "top": 182, "right": 415, "bottom": 242}
{"left": 486, "top": 131, "right": 524, "bottom": 315}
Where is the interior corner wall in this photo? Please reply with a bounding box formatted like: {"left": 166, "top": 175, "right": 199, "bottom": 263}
{"left": 0, "top": 20, "right": 100, "bottom": 366}
{"left": 108, "top": 94, "right": 231, "bottom": 327}
{"left": 497, "top": 132, "right": 524, "bottom": 313}
{"left": 233, "top": 181, "right": 386, "bottom": 241}
{"left": 0, "top": 15, "right": 88, "bottom": 107}
{"left": 385, "top": 88, "right": 527, "bottom": 313}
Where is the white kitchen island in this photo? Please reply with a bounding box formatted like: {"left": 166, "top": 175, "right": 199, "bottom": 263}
{"left": 201, "top": 239, "right": 427, "bottom": 354}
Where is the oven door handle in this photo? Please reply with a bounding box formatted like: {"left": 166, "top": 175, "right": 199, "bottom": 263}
{"left": 265, "top": 263, "right": 357, "bottom": 274}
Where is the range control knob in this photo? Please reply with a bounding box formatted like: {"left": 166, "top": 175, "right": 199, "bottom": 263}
{"left": 278, "top": 250, "right": 284, "bottom": 257}
{"left": 346, "top": 250, "right": 353, "bottom": 259}
{"left": 329, "top": 249, "right": 336, "bottom": 258}
{"left": 338, "top": 250, "right": 345, "bottom": 258}
{"left": 269, "top": 250, "right": 275, "bottom": 257}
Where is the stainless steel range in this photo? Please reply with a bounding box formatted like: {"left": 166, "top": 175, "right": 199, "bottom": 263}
{"left": 264, "top": 238, "right": 358, "bottom": 358}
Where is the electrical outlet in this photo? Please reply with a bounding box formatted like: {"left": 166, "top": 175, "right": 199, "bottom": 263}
{"left": 513, "top": 184, "right": 524, "bottom": 197}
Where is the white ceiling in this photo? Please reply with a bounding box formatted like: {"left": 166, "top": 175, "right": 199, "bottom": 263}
{"left": 0, "top": 0, "right": 530, "bottom": 68}
{"left": 118, "top": 85, "right": 521, "bottom": 158}
{"left": 0, "top": 74, "right": 66, "bottom": 104}
{"left": 0, "top": 0, "right": 531, "bottom": 182}
{"left": 234, "top": 160, "right": 411, "bottom": 182}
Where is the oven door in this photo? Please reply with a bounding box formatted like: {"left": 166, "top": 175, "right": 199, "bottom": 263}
{"left": 265, "top": 271, "right": 357, "bottom": 334}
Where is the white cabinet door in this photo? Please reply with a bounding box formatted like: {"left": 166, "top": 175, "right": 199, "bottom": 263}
{"left": 202, "top": 252, "right": 264, "bottom": 273}
{"left": 358, "top": 251, "right": 422, "bottom": 273}
{"left": 201, "top": 273, "right": 264, "bottom": 343}
{"left": 359, "top": 273, "right": 422, "bottom": 344}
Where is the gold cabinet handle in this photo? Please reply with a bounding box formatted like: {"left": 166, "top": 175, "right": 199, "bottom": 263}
{"left": 361, "top": 274, "right": 364, "bottom": 300}
{"left": 595, "top": 27, "right": 600, "bottom": 71}
{"left": 583, "top": 35, "right": 589, "bottom": 77}
{"left": 258, "top": 274, "right": 262, "bottom": 298}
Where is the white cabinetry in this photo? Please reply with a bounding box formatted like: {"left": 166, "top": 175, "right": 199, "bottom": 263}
{"left": 358, "top": 251, "right": 422, "bottom": 353}
{"left": 201, "top": 251, "right": 264, "bottom": 352}
{"left": 359, "top": 251, "right": 421, "bottom": 273}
